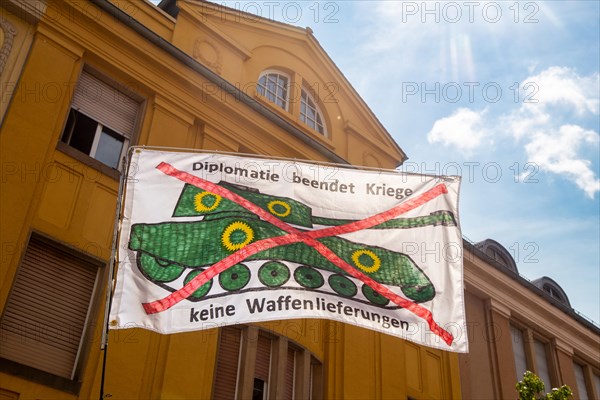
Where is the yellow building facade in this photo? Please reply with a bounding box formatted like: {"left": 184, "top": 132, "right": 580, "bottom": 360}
{"left": 0, "top": 1, "right": 461, "bottom": 399}
{"left": 460, "top": 240, "right": 600, "bottom": 399}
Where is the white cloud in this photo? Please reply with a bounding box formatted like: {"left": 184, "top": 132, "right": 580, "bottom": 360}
{"left": 507, "top": 68, "right": 600, "bottom": 198}
{"left": 504, "top": 107, "right": 549, "bottom": 140}
{"left": 522, "top": 67, "right": 600, "bottom": 115}
{"left": 524, "top": 125, "right": 600, "bottom": 198}
{"left": 426, "top": 108, "right": 489, "bottom": 154}
{"left": 428, "top": 67, "right": 600, "bottom": 198}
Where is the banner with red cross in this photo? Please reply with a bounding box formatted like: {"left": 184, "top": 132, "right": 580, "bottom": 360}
{"left": 109, "top": 149, "right": 467, "bottom": 352}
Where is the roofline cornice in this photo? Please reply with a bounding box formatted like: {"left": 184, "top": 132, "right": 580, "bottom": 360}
{"left": 90, "top": 0, "right": 349, "bottom": 165}
{"left": 179, "top": 0, "right": 408, "bottom": 164}
{"left": 463, "top": 239, "right": 600, "bottom": 335}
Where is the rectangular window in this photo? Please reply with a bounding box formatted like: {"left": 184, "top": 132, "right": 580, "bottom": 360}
{"left": 573, "top": 363, "right": 589, "bottom": 400}
{"left": 511, "top": 325, "right": 528, "bottom": 379}
{"left": 254, "top": 333, "right": 271, "bottom": 398}
{"left": 213, "top": 326, "right": 243, "bottom": 400}
{"left": 534, "top": 339, "right": 552, "bottom": 389}
{"left": 285, "top": 347, "right": 295, "bottom": 399}
{"left": 213, "top": 326, "right": 322, "bottom": 399}
{"left": 0, "top": 234, "right": 101, "bottom": 382}
{"left": 310, "top": 355, "right": 323, "bottom": 399}
{"left": 252, "top": 378, "right": 266, "bottom": 400}
{"left": 61, "top": 70, "right": 140, "bottom": 170}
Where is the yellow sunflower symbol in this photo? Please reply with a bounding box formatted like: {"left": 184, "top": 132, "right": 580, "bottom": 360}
{"left": 222, "top": 221, "right": 255, "bottom": 252}
{"left": 351, "top": 249, "right": 381, "bottom": 273}
{"left": 267, "top": 200, "right": 291, "bottom": 218}
{"left": 194, "top": 191, "right": 222, "bottom": 212}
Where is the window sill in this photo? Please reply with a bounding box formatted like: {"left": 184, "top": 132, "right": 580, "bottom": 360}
{"left": 56, "top": 142, "right": 121, "bottom": 180}
{"left": 0, "top": 358, "right": 81, "bottom": 395}
{"left": 255, "top": 93, "right": 290, "bottom": 116}
{"left": 253, "top": 94, "right": 335, "bottom": 150}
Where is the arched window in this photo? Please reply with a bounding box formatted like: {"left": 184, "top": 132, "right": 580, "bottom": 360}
{"left": 300, "top": 88, "right": 326, "bottom": 135}
{"left": 257, "top": 71, "right": 290, "bottom": 110}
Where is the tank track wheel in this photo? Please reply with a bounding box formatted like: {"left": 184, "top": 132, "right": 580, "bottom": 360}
{"left": 183, "top": 269, "right": 213, "bottom": 299}
{"left": 294, "top": 266, "right": 324, "bottom": 289}
{"left": 361, "top": 284, "right": 390, "bottom": 306}
{"left": 258, "top": 261, "right": 291, "bottom": 287}
{"left": 219, "top": 263, "right": 251, "bottom": 291}
{"left": 328, "top": 274, "right": 357, "bottom": 298}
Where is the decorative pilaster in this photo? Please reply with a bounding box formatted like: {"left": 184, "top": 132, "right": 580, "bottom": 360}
{"left": 0, "top": 17, "right": 17, "bottom": 75}
{"left": 487, "top": 298, "right": 517, "bottom": 399}
{"left": 553, "top": 338, "right": 578, "bottom": 397}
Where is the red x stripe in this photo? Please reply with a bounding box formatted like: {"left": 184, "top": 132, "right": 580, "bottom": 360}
{"left": 141, "top": 162, "right": 454, "bottom": 346}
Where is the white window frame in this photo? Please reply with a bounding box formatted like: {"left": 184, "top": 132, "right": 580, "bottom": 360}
{"left": 89, "top": 123, "right": 129, "bottom": 169}
{"left": 300, "top": 88, "right": 327, "bottom": 136}
{"left": 60, "top": 69, "right": 140, "bottom": 171}
{"left": 257, "top": 70, "right": 290, "bottom": 111}
{"left": 62, "top": 110, "right": 130, "bottom": 170}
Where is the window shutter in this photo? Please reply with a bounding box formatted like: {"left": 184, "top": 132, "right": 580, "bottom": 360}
{"left": 284, "top": 348, "right": 295, "bottom": 400}
{"left": 255, "top": 334, "right": 271, "bottom": 383}
{"left": 510, "top": 326, "right": 528, "bottom": 379}
{"left": 574, "top": 363, "right": 589, "bottom": 399}
{"left": 72, "top": 71, "right": 138, "bottom": 139}
{"left": 534, "top": 340, "right": 552, "bottom": 389}
{"left": 0, "top": 236, "right": 100, "bottom": 379}
{"left": 213, "top": 326, "right": 242, "bottom": 400}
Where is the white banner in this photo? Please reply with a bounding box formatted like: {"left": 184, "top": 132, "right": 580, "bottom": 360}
{"left": 109, "top": 149, "right": 467, "bottom": 352}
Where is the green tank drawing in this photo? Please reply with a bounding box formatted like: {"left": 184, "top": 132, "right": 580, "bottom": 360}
{"left": 173, "top": 182, "right": 457, "bottom": 229}
{"left": 129, "top": 182, "right": 457, "bottom": 307}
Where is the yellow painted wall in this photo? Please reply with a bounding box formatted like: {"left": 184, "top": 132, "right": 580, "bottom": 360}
{"left": 1, "top": 7, "right": 37, "bottom": 121}
{"left": 0, "top": 1, "right": 459, "bottom": 399}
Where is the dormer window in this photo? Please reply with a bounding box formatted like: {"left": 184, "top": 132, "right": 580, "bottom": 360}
{"left": 488, "top": 248, "right": 511, "bottom": 267}
{"left": 257, "top": 71, "right": 289, "bottom": 110}
{"left": 543, "top": 284, "right": 564, "bottom": 301}
{"left": 300, "top": 88, "right": 326, "bottom": 135}
{"left": 475, "top": 239, "right": 518, "bottom": 273}
{"left": 532, "top": 276, "right": 571, "bottom": 307}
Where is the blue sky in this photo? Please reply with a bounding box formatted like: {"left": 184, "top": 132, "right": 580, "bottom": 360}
{"left": 152, "top": 1, "right": 599, "bottom": 324}
{"left": 321, "top": 1, "right": 600, "bottom": 325}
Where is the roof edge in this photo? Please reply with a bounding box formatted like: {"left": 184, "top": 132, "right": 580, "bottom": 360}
{"left": 175, "top": 0, "right": 408, "bottom": 165}
{"left": 92, "top": 0, "right": 349, "bottom": 165}
{"left": 464, "top": 240, "right": 600, "bottom": 335}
